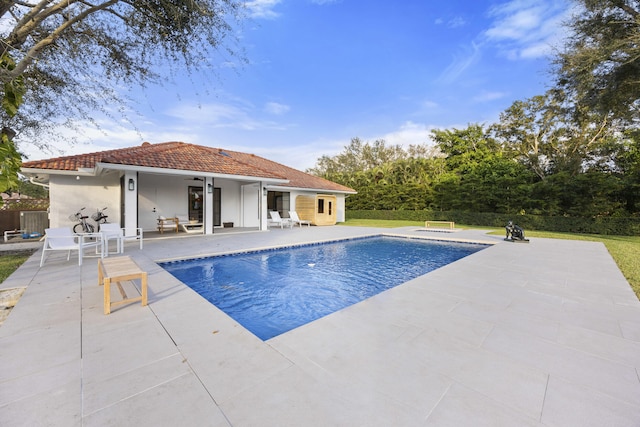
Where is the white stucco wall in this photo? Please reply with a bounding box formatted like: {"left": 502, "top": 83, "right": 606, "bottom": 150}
{"left": 218, "top": 179, "right": 243, "bottom": 227}
{"left": 241, "top": 183, "right": 260, "bottom": 227}
{"left": 336, "top": 194, "right": 346, "bottom": 222}
{"left": 138, "top": 174, "right": 193, "bottom": 231}
{"left": 48, "top": 174, "right": 121, "bottom": 229}
{"left": 47, "top": 171, "right": 349, "bottom": 232}
{"left": 137, "top": 174, "right": 254, "bottom": 231}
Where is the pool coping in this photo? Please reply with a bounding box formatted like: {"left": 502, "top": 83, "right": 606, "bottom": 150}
{"left": 1, "top": 225, "right": 639, "bottom": 426}
{"left": 154, "top": 231, "right": 497, "bottom": 263}
{"left": 159, "top": 234, "right": 492, "bottom": 340}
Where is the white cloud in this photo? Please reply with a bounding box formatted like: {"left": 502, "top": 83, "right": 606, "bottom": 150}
{"left": 437, "top": 41, "right": 482, "bottom": 84}
{"left": 245, "top": 0, "right": 282, "bottom": 19}
{"left": 247, "top": 143, "right": 329, "bottom": 171}
{"left": 19, "top": 118, "right": 154, "bottom": 161}
{"left": 447, "top": 16, "right": 467, "bottom": 28}
{"left": 436, "top": 1, "right": 569, "bottom": 85}
{"left": 165, "top": 101, "right": 290, "bottom": 132}
{"left": 472, "top": 91, "right": 508, "bottom": 102}
{"left": 434, "top": 16, "right": 467, "bottom": 29}
{"left": 483, "top": 0, "right": 570, "bottom": 59}
{"left": 380, "top": 121, "right": 437, "bottom": 148}
{"left": 421, "top": 100, "right": 439, "bottom": 109}
{"left": 264, "top": 102, "right": 290, "bottom": 115}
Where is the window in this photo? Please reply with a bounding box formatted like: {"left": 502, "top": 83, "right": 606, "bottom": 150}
{"left": 267, "top": 191, "right": 290, "bottom": 216}
{"left": 318, "top": 199, "right": 324, "bottom": 214}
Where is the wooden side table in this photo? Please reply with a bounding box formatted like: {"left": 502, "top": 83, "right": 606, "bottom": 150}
{"left": 98, "top": 256, "right": 148, "bottom": 315}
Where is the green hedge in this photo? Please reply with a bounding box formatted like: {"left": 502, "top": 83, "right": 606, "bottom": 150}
{"left": 346, "top": 210, "right": 640, "bottom": 236}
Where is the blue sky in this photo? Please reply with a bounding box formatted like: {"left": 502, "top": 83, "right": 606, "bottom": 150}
{"left": 23, "top": 0, "right": 571, "bottom": 171}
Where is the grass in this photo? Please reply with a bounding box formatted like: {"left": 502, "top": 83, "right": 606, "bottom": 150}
{"left": 0, "top": 250, "right": 35, "bottom": 284}
{"left": 341, "top": 218, "right": 640, "bottom": 299}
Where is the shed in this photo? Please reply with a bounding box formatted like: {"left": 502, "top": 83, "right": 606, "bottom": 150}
{"left": 295, "top": 194, "right": 337, "bottom": 226}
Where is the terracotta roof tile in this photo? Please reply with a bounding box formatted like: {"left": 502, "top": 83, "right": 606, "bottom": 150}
{"left": 221, "top": 149, "right": 356, "bottom": 193}
{"left": 22, "top": 141, "right": 356, "bottom": 193}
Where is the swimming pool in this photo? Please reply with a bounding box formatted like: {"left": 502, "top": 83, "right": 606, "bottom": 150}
{"left": 160, "top": 235, "right": 487, "bottom": 340}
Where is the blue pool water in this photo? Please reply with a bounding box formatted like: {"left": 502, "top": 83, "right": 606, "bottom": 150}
{"left": 160, "top": 236, "right": 487, "bottom": 340}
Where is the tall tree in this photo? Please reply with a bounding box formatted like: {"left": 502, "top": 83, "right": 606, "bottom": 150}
{"left": 307, "top": 137, "right": 429, "bottom": 177}
{"left": 0, "top": 127, "right": 21, "bottom": 192}
{"left": 491, "top": 91, "right": 615, "bottom": 179}
{"left": 431, "top": 124, "right": 533, "bottom": 213}
{"left": 431, "top": 124, "right": 501, "bottom": 170}
{"left": 555, "top": 0, "right": 640, "bottom": 120}
{"left": 0, "top": 0, "right": 245, "bottom": 191}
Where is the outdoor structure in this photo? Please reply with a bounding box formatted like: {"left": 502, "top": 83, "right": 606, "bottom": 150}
{"left": 0, "top": 193, "right": 49, "bottom": 237}
{"left": 20, "top": 141, "right": 356, "bottom": 235}
{"left": 295, "top": 194, "right": 337, "bottom": 226}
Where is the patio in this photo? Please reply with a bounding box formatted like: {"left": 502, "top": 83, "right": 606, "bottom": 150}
{"left": 1, "top": 225, "right": 639, "bottom": 426}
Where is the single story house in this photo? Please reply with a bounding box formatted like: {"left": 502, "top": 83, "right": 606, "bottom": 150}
{"left": 20, "top": 141, "right": 357, "bottom": 235}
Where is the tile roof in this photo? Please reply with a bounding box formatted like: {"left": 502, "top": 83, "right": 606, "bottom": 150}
{"left": 21, "top": 141, "right": 356, "bottom": 193}
{"left": 220, "top": 149, "right": 356, "bottom": 193}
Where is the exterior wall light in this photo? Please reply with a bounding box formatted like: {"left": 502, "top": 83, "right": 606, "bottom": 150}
{"left": 128, "top": 178, "right": 135, "bottom": 191}
{"left": 207, "top": 183, "right": 213, "bottom": 193}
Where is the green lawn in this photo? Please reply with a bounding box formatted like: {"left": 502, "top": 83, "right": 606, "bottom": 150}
{"left": 341, "top": 219, "right": 640, "bottom": 300}
{"left": 0, "top": 250, "right": 35, "bottom": 283}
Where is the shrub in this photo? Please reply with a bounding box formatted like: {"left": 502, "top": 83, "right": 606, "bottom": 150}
{"left": 346, "top": 210, "right": 640, "bottom": 236}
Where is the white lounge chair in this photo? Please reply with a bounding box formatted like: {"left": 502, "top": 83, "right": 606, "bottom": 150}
{"left": 269, "top": 211, "right": 292, "bottom": 229}
{"left": 176, "top": 215, "right": 203, "bottom": 233}
{"left": 40, "top": 227, "right": 104, "bottom": 266}
{"left": 100, "top": 223, "right": 125, "bottom": 254}
{"left": 289, "top": 211, "right": 311, "bottom": 227}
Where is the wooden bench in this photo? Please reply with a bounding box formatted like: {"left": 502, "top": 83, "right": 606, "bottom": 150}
{"left": 425, "top": 220, "right": 455, "bottom": 229}
{"left": 157, "top": 217, "right": 179, "bottom": 234}
{"left": 4, "top": 229, "right": 25, "bottom": 242}
{"left": 98, "top": 256, "right": 148, "bottom": 315}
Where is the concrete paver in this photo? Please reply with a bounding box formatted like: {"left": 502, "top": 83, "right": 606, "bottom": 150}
{"left": 1, "top": 226, "right": 639, "bottom": 426}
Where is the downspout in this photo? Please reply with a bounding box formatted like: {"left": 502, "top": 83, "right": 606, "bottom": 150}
{"left": 29, "top": 177, "right": 50, "bottom": 189}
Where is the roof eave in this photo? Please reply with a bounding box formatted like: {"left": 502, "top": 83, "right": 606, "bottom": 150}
{"left": 97, "top": 163, "right": 289, "bottom": 185}
{"left": 20, "top": 167, "right": 96, "bottom": 178}
{"left": 267, "top": 184, "right": 357, "bottom": 194}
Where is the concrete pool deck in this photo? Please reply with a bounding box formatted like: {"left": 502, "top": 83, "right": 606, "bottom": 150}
{"left": 1, "top": 226, "right": 639, "bottom": 426}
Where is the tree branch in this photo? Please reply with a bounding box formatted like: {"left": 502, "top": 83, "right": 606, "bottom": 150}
{"left": 2, "top": 0, "right": 120, "bottom": 81}
{"left": 610, "top": 0, "right": 640, "bottom": 20}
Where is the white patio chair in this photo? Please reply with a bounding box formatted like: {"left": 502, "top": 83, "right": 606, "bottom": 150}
{"left": 101, "top": 224, "right": 143, "bottom": 252}
{"left": 288, "top": 211, "right": 311, "bottom": 227}
{"left": 123, "top": 227, "right": 144, "bottom": 250}
{"left": 100, "top": 223, "right": 125, "bottom": 254}
{"left": 269, "top": 211, "right": 292, "bottom": 229}
{"left": 40, "top": 227, "right": 104, "bottom": 266}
